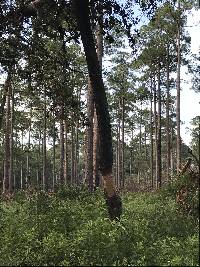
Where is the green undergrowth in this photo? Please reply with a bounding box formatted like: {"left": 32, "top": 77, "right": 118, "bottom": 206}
{"left": 0, "top": 181, "right": 199, "bottom": 266}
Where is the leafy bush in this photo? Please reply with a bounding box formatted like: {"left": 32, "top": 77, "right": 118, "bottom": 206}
{"left": 160, "top": 173, "right": 199, "bottom": 217}
{"left": 0, "top": 185, "right": 199, "bottom": 266}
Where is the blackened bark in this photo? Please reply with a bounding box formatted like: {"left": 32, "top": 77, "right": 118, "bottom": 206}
{"left": 74, "top": 0, "right": 112, "bottom": 174}
{"left": 74, "top": 0, "right": 121, "bottom": 219}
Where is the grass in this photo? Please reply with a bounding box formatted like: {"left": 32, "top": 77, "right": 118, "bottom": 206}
{"left": 0, "top": 180, "right": 199, "bottom": 266}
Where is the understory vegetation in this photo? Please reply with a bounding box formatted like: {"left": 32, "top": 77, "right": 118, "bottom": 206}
{"left": 0, "top": 175, "right": 199, "bottom": 266}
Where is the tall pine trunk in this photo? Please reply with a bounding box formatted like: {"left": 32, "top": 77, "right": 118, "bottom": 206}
{"left": 153, "top": 75, "right": 158, "bottom": 185}
{"left": 59, "top": 105, "right": 64, "bottom": 185}
{"left": 85, "top": 80, "right": 94, "bottom": 191}
{"left": 52, "top": 111, "right": 56, "bottom": 190}
{"left": 20, "top": 130, "right": 24, "bottom": 189}
{"left": 93, "top": 4, "right": 103, "bottom": 189}
{"left": 42, "top": 89, "right": 47, "bottom": 190}
{"left": 3, "top": 77, "right": 11, "bottom": 193}
{"left": 26, "top": 107, "right": 32, "bottom": 189}
{"left": 9, "top": 82, "right": 14, "bottom": 192}
{"left": 71, "top": 121, "right": 75, "bottom": 184}
{"left": 121, "top": 96, "right": 125, "bottom": 188}
{"left": 150, "top": 78, "right": 154, "bottom": 188}
{"left": 157, "top": 63, "right": 162, "bottom": 188}
{"left": 176, "top": 7, "right": 181, "bottom": 174}
{"left": 64, "top": 120, "right": 68, "bottom": 185}
{"left": 166, "top": 46, "right": 171, "bottom": 181}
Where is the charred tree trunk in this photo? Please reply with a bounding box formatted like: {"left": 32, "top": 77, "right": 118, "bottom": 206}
{"left": 74, "top": 0, "right": 122, "bottom": 219}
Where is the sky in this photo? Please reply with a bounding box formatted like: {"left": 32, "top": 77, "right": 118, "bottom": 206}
{"left": 0, "top": 4, "right": 199, "bottom": 147}
{"left": 179, "top": 8, "right": 200, "bottom": 146}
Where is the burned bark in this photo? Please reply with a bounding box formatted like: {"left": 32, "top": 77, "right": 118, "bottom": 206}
{"left": 74, "top": 0, "right": 122, "bottom": 219}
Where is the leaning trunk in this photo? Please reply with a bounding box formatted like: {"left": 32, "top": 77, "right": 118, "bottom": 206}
{"left": 74, "top": 0, "right": 122, "bottom": 219}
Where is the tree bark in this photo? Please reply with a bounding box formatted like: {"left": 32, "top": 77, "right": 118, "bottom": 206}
{"left": 117, "top": 102, "right": 121, "bottom": 188}
{"left": 74, "top": 0, "right": 122, "bottom": 219}
{"left": 93, "top": 3, "right": 103, "bottom": 189}
{"left": 85, "top": 80, "right": 94, "bottom": 191}
{"left": 20, "top": 130, "right": 24, "bottom": 189}
{"left": 150, "top": 78, "right": 154, "bottom": 188}
{"left": 42, "top": 88, "right": 47, "bottom": 190}
{"left": 121, "top": 96, "right": 125, "bottom": 188}
{"left": 166, "top": 46, "right": 171, "bottom": 181}
{"left": 157, "top": 63, "right": 162, "bottom": 188}
{"left": 153, "top": 75, "right": 158, "bottom": 186}
{"left": 64, "top": 119, "right": 68, "bottom": 185}
{"left": 26, "top": 107, "right": 32, "bottom": 189}
{"left": 74, "top": 121, "right": 79, "bottom": 183}
{"left": 59, "top": 106, "right": 65, "bottom": 185}
{"left": 138, "top": 101, "right": 142, "bottom": 184}
{"left": 0, "top": 75, "right": 10, "bottom": 130}
{"left": 71, "top": 121, "right": 75, "bottom": 184}
{"left": 52, "top": 112, "right": 56, "bottom": 190}
{"left": 3, "top": 76, "right": 11, "bottom": 193}
{"left": 176, "top": 0, "right": 181, "bottom": 174}
{"left": 9, "top": 81, "right": 14, "bottom": 192}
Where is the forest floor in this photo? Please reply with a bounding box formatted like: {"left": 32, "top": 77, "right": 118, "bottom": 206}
{"left": 0, "top": 175, "right": 199, "bottom": 266}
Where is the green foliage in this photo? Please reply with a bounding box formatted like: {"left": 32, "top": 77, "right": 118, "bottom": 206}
{"left": 0, "top": 186, "right": 199, "bottom": 266}
{"left": 160, "top": 173, "right": 199, "bottom": 218}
